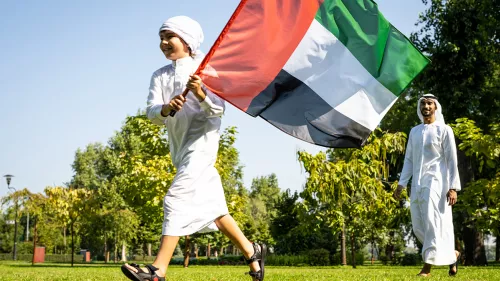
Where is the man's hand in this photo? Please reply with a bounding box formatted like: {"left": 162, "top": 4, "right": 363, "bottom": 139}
{"left": 186, "top": 74, "right": 206, "bottom": 102}
{"left": 393, "top": 185, "right": 404, "bottom": 200}
{"left": 161, "top": 94, "right": 186, "bottom": 116}
{"left": 447, "top": 189, "right": 457, "bottom": 206}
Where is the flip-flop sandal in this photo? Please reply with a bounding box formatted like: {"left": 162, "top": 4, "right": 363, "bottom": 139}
{"left": 121, "top": 263, "right": 165, "bottom": 281}
{"left": 449, "top": 253, "right": 460, "bottom": 276}
{"left": 244, "top": 242, "right": 267, "bottom": 280}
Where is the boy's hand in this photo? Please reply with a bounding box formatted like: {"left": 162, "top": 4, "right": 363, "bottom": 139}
{"left": 187, "top": 74, "right": 206, "bottom": 102}
{"left": 162, "top": 95, "right": 186, "bottom": 116}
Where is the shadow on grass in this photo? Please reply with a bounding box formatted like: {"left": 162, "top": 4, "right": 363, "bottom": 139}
{"left": 1, "top": 262, "right": 123, "bottom": 268}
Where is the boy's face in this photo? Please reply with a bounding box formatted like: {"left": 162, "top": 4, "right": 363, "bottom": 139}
{"left": 159, "top": 30, "right": 190, "bottom": 61}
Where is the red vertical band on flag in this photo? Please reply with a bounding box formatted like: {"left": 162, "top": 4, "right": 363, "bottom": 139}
{"left": 200, "top": 0, "right": 323, "bottom": 112}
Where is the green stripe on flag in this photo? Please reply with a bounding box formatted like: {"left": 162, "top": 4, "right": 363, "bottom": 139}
{"left": 315, "top": 0, "right": 429, "bottom": 96}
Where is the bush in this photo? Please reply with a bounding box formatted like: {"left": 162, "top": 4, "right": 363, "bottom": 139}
{"left": 266, "top": 255, "right": 309, "bottom": 266}
{"left": 331, "top": 252, "right": 364, "bottom": 266}
{"left": 378, "top": 253, "right": 389, "bottom": 265}
{"left": 17, "top": 242, "right": 34, "bottom": 254}
{"left": 306, "top": 249, "right": 330, "bottom": 266}
{"left": 218, "top": 255, "right": 244, "bottom": 265}
{"left": 400, "top": 253, "right": 420, "bottom": 266}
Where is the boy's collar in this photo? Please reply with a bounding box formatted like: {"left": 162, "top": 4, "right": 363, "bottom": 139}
{"left": 173, "top": 56, "right": 193, "bottom": 68}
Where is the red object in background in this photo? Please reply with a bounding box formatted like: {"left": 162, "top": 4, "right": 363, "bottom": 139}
{"left": 84, "top": 251, "right": 91, "bottom": 262}
{"left": 33, "top": 247, "right": 45, "bottom": 263}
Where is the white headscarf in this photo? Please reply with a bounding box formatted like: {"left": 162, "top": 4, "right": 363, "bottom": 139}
{"left": 417, "top": 94, "right": 445, "bottom": 123}
{"left": 159, "top": 16, "right": 204, "bottom": 58}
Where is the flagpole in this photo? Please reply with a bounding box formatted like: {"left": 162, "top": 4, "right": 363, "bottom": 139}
{"left": 169, "top": 0, "right": 249, "bottom": 117}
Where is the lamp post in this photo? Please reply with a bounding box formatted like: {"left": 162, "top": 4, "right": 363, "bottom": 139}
{"left": 4, "top": 174, "right": 18, "bottom": 261}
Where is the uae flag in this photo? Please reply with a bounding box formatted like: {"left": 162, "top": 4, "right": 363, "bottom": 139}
{"left": 198, "top": 0, "right": 430, "bottom": 148}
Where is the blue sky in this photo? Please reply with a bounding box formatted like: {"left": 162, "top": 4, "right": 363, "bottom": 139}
{"left": 0, "top": 0, "right": 427, "bottom": 198}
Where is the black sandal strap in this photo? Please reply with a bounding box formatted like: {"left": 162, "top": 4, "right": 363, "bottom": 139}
{"left": 145, "top": 264, "right": 160, "bottom": 274}
{"left": 244, "top": 243, "right": 261, "bottom": 265}
{"left": 122, "top": 263, "right": 165, "bottom": 281}
{"left": 128, "top": 263, "right": 147, "bottom": 274}
{"left": 246, "top": 270, "right": 263, "bottom": 280}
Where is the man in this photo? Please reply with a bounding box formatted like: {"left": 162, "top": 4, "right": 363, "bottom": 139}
{"left": 394, "top": 94, "right": 460, "bottom": 277}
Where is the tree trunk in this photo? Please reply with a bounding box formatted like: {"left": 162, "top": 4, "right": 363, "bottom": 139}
{"left": 194, "top": 243, "right": 199, "bottom": 258}
{"left": 104, "top": 231, "right": 108, "bottom": 263}
{"left": 496, "top": 234, "right": 500, "bottom": 262}
{"left": 148, "top": 243, "right": 152, "bottom": 257}
{"left": 371, "top": 241, "right": 375, "bottom": 265}
{"left": 207, "top": 243, "right": 211, "bottom": 258}
{"left": 63, "top": 226, "right": 67, "bottom": 253}
{"left": 473, "top": 231, "right": 487, "bottom": 265}
{"left": 71, "top": 222, "right": 75, "bottom": 267}
{"left": 385, "top": 231, "right": 396, "bottom": 264}
{"left": 463, "top": 225, "right": 488, "bottom": 265}
{"left": 183, "top": 235, "right": 190, "bottom": 268}
{"left": 341, "top": 225, "right": 347, "bottom": 266}
{"left": 114, "top": 235, "right": 118, "bottom": 263}
{"left": 351, "top": 232, "right": 356, "bottom": 268}
{"left": 455, "top": 147, "right": 489, "bottom": 265}
{"left": 121, "top": 241, "right": 127, "bottom": 262}
{"left": 31, "top": 218, "right": 37, "bottom": 266}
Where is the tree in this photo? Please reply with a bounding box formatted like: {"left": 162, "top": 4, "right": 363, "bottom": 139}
{"left": 250, "top": 174, "right": 281, "bottom": 218}
{"left": 1, "top": 188, "right": 32, "bottom": 256}
{"left": 452, "top": 118, "right": 500, "bottom": 264}
{"left": 71, "top": 143, "right": 107, "bottom": 190}
{"left": 24, "top": 191, "right": 48, "bottom": 265}
{"left": 244, "top": 174, "right": 282, "bottom": 247}
{"left": 298, "top": 130, "right": 407, "bottom": 267}
{"left": 44, "top": 186, "right": 90, "bottom": 266}
{"left": 410, "top": 0, "right": 500, "bottom": 129}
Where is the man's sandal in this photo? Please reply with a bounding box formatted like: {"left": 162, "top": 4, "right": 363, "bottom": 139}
{"left": 121, "top": 263, "right": 165, "bottom": 281}
{"left": 449, "top": 253, "right": 460, "bottom": 276}
{"left": 244, "top": 242, "right": 267, "bottom": 280}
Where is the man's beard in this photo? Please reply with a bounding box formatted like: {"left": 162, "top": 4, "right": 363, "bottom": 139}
{"left": 421, "top": 109, "right": 434, "bottom": 117}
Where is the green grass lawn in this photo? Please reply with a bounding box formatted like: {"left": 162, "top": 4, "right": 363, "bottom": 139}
{"left": 1, "top": 261, "right": 499, "bottom": 281}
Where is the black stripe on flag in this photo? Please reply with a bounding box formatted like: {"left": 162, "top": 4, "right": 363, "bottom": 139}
{"left": 247, "top": 69, "right": 372, "bottom": 148}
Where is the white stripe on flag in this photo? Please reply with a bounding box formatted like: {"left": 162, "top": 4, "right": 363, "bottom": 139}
{"left": 282, "top": 19, "right": 397, "bottom": 130}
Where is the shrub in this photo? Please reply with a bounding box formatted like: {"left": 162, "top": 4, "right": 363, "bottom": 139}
{"left": 331, "top": 252, "right": 364, "bottom": 266}
{"left": 266, "top": 255, "right": 309, "bottom": 266}
{"left": 400, "top": 253, "right": 420, "bottom": 266}
{"left": 306, "top": 249, "right": 330, "bottom": 266}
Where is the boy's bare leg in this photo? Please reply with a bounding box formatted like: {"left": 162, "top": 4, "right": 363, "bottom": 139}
{"left": 124, "top": 235, "right": 180, "bottom": 278}
{"left": 215, "top": 215, "right": 261, "bottom": 275}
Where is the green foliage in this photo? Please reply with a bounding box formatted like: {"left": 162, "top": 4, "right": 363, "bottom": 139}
{"left": 452, "top": 118, "right": 500, "bottom": 173}
{"left": 298, "top": 129, "right": 407, "bottom": 235}
{"left": 305, "top": 248, "right": 330, "bottom": 266}
{"left": 451, "top": 118, "right": 500, "bottom": 237}
{"left": 400, "top": 253, "right": 420, "bottom": 266}
{"left": 298, "top": 129, "right": 408, "bottom": 267}
{"left": 410, "top": 0, "right": 500, "bottom": 128}
{"left": 266, "top": 255, "right": 309, "bottom": 266}
{"left": 332, "top": 252, "right": 365, "bottom": 266}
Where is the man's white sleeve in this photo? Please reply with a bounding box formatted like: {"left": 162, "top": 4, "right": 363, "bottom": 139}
{"left": 443, "top": 126, "right": 461, "bottom": 191}
{"left": 399, "top": 129, "right": 414, "bottom": 188}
